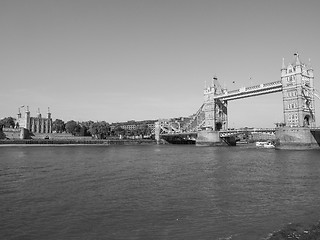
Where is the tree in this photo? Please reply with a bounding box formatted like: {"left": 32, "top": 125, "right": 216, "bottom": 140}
{"left": 0, "top": 130, "right": 5, "bottom": 139}
{"left": 89, "top": 122, "right": 99, "bottom": 138}
{"left": 98, "top": 121, "right": 110, "bottom": 139}
{"left": 112, "top": 126, "right": 126, "bottom": 138}
{"left": 0, "top": 117, "right": 15, "bottom": 129}
{"left": 65, "top": 120, "right": 81, "bottom": 135}
{"left": 52, "top": 119, "right": 65, "bottom": 133}
{"left": 82, "top": 121, "right": 94, "bottom": 131}
{"left": 140, "top": 124, "right": 151, "bottom": 136}
{"left": 89, "top": 121, "right": 110, "bottom": 139}
{"left": 79, "top": 125, "right": 90, "bottom": 136}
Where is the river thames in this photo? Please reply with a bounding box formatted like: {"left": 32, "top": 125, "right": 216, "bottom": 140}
{"left": 1, "top": 145, "right": 320, "bottom": 240}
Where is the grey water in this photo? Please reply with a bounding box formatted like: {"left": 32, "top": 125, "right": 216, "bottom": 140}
{"left": 1, "top": 145, "right": 320, "bottom": 240}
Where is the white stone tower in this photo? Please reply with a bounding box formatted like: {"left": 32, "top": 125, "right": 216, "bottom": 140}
{"left": 203, "top": 77, "right": 228, "bottom": 131}
{"left": 25, "top": 106, "right": 31, "bottom": 130}
{"left": 281, "top": 53, "right": 315, "bottom": 127}
{"left": 47, "top": 107, "right": 52, "bottom": 133}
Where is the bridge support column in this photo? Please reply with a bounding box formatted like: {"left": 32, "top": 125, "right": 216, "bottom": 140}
{"left": 196, "top": 130, "right": 222, "bottom": 146}
{"left": 275, "top": 127, "right": 320, "bottom": 149}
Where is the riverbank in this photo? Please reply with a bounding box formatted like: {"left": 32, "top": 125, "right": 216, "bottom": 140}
{"left": 0, "top": 139, "right": 156, "bottom": 146}
{"left": 267, "top": 221, "right": 320, "bottom": 240}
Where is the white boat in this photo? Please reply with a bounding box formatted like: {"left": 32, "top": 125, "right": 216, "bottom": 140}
{"left": 263, "top": 142, "right": 275, "bottom": 148}
{"left": 255, "top": 141, "right": 268, "bottom": 147}
{"left": 256, "top": 141, "right": 275, "bottom": 148}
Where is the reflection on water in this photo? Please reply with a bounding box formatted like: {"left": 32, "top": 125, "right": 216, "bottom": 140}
{"left": 0, "top": 145, "right": 320, "bottom": 240}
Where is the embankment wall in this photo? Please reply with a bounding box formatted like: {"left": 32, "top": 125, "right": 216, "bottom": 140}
{"left": 0, "top": 139, "right": 155, "bottom": 145}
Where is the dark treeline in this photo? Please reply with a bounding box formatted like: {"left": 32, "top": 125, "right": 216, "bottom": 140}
{"left": 0, "top": 117, "right": 16, "bottom": 139}
{"left": 54, "top": 119, "right": 153, "bottom": 139}
{"left": 0, "top": 117, "right": 15, "bottom": 129}
{"left": 57, "top": 120, "right": 110, "bottom": 139}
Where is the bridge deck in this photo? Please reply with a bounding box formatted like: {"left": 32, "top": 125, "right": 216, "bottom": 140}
{"left": 214, "top": 81, "right": 282, "bottom": 101}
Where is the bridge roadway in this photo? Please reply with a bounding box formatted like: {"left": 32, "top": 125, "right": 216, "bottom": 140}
{"left": 160, "top": 128, "right": 276, "bottom": 138}
{"left": 214, "top": 80, "right": 282, "bottom": 101}
{"left": 219, "top": 128, "right": 276, "bottom": 137}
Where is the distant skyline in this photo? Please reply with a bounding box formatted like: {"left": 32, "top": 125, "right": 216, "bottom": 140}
{"left": 1, "top": 0, "right": 320, "bottom": 128}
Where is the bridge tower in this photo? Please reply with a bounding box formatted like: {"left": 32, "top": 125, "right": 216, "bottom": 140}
{"left": 203, "top": 77, "right": 228, "bottom": 131}
{"left": 281, "top": 53, "right": 315, "bottom": 127}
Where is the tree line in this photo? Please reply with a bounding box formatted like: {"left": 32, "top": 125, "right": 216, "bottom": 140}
{"left": 53, "top": 119, "right": 154, "bottom": 139}
{"left": 0, "top": 117, "right": 154, "bottom": 139}
{"left": 54, "top": 120, "right": 110, "bottom": 139}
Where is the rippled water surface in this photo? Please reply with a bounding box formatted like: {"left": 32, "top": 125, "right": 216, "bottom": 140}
{"left": 1, "top": 145, "right": 320, "bottom": 240}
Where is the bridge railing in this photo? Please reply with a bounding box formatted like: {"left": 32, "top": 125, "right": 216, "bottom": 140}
{"left": 245, "top": 84, "right": 262, "bottom": 91}
{"left": 310, "top": 127, "right": 320, "bottom": 130}
{"left": 262, "top": 81, "right": 282, "bottom": 88}
{"left": 226, "top": 89, "right": 239, "bottom": 95}
{"left": 219, "top": 128, "right": 276, "bottom": 133}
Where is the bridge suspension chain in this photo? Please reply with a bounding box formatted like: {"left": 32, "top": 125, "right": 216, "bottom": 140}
{"left": 302, "top": 85, "right": 320, "bottom": 100}
{"left": 182, "top": 104, "right": 205, "bottom": 133}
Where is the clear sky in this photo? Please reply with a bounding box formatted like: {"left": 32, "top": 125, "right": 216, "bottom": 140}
{"left": 1, "top": 0, "right": 320, "bottom": 128}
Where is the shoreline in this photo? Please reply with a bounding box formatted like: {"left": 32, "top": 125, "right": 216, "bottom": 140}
{"left": 0, "top": 139, "right": 156, "bottom": 146}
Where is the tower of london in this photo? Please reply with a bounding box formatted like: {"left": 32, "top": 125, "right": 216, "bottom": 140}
{"left": 16, "top": 106, "right": 52, "bottom": 134}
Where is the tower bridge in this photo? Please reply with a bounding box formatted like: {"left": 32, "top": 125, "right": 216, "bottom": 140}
{"left": 155, "top": 53, "right": 320, "bottom": 148}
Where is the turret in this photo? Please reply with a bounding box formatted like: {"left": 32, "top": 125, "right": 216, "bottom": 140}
{"left": 307, "top": 58, "right": 314, "bottom": 87}
{"left": 25, "top": 106, "right": 30, "bottom": 130}
{"left": 47, "top": 107, "right": 51, "bottom": 120}
{"left": 281, "top": 58, "right": 286, "bottom": 77}
{"left": 37, "top": 108, "right": 42, "bottom": 118}
{"left": 17, "top": 107, "right": 22, "bottom": 119}
{"left": 294, "top": 52, "right": 302, "bottom": 73}
{"left": 47, "top": 107, "right": 52, "bottom": 133}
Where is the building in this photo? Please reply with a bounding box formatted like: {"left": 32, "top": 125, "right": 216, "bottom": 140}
{"left": 16, "top": 106, "right": 52, "bottom": 134}
{"left": 110, "top": 120, "right": 156, "bottom": 133}
{"left": 281, "top": 53, "right": 315, "bottom": 127}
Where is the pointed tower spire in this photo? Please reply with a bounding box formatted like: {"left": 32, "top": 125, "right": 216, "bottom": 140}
{"left": 37, "top": 108, "right": 41, "bottom": 118}
{"left": 17, "top": 107, "right": 21, "bottom": 119}
{"left": 308, "top": 58, "right": 312, "bottom": 69}
{"left": 294, "top": 52, "right": 301, "bottom": 66}
{"left": 47, "top": 107, "right": 51, "bottom": 121}
{"left": 281, "top": 58, "right": 287, "bottom": 77}
{"left": 308, "top": 58, "right": 314, "bottom": 78}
